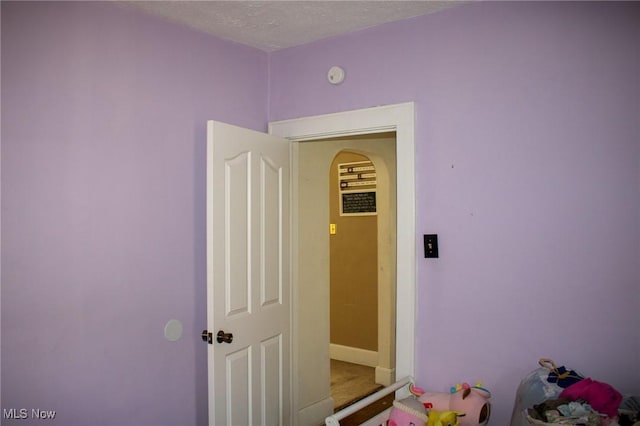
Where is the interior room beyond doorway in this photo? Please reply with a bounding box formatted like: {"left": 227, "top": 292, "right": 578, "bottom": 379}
{"left": 299, "top": 133, "right": 396, "bottom": 412}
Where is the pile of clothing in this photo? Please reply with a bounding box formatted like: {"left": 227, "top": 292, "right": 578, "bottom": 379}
{"left": 618, "top": 396, "right": 640, "bottom": 426}
{"left": 528, "top": 397, "right": 611, "bottom": 425}
{"left": 526, "top": 360, "right": 624, "bottom": 425}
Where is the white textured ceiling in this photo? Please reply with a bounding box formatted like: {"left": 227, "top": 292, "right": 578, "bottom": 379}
{"left": 121, "top": 1, "right": 462, "bottom": 52}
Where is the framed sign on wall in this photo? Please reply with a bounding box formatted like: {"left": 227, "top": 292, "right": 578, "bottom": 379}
{"left": 338, "top": 160, "right": 377, "bottom": 216}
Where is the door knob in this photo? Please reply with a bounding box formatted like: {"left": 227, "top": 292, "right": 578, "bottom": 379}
{"left": 216, "top": 330, "right": 234, "bottom": 344}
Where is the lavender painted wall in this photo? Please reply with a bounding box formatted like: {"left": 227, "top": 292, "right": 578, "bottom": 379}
{"left": 3, "top": 1, "right": 639, "bottom": 425}
{"left": 2, "top": 2, "right": 267, "bottom": 424}
{"left": 270, "top": 2, "right": 640, "bottom": 424}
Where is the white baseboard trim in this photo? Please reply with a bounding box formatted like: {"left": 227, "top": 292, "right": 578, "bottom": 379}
{"left": 375, "top": 366, "right": 395, "bottom": 387}
{"left": 329, "top": 343, "right": 378, "bottom": 368}
{"left": 298, "top": 396, "right": 334, "bottom": 426}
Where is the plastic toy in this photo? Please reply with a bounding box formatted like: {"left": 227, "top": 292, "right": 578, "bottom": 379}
{"left": 419, "top": 382, "right": 491, "bottom": 426}
{"left": 426, "top": 410, "right": 465, "bottom": 426}
{"left": 388, "top": 396, "right": 429, "bottom": 426}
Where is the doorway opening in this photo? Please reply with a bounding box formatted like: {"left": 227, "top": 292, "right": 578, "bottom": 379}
{"left": 269, "top": 102, "right": 415, "bottom": 426}
{"left": 327, "top": 143, "right": 396, "bottom": 411}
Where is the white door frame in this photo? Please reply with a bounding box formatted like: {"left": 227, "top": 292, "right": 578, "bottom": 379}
{"left": 269, "top": 102, "right": 416, "bottom": 422}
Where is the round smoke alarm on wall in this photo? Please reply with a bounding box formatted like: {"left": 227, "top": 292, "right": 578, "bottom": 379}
{"left": 327, "top": 66, "right": 345, "bottom": 84}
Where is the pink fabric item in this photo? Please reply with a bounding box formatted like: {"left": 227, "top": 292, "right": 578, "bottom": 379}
{"left": 559, "top": 378, "right": 622, "bottom": 417}
{"left": 388, "top": 398, "right": 429, "bottom": 426}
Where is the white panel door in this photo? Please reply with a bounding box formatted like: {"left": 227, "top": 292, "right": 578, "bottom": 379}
{"left": 206, "top": 121, "right": 290, "bottom": 426}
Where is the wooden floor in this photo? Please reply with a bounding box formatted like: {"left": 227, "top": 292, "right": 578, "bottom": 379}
{"left": 330, "top": 359, "right": 391, "bottom": 425}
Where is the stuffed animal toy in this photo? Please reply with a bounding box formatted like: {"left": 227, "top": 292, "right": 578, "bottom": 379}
{"left": 388, "top": 396, "right": 429, "bottom": 426}
{"left": 419, "top": 383, "right": 491, "bottom": 426}
{"left": 426, "top": 410, "right": 465, "bottom": 426}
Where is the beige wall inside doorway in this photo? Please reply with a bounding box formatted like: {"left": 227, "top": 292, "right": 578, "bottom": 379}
{"left": 295, "top": 133, "right": 397, "bottom": 423}
{"left": 330, "top": 151, "right": 378, "bottom": 352}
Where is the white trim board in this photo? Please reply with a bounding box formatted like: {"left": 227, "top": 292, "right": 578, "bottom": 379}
{"left": 330, "top": 344, "right": 378, "bottom": 368}
{"left": 269, "top": 102, "right": 417, "bottom": 384}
